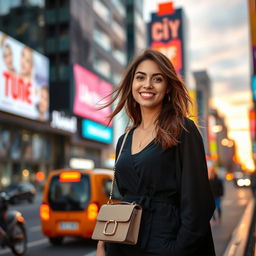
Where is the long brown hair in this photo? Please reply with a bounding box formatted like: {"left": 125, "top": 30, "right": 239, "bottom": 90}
{"left": 106, "top": 49, "right": 192, "bottom": 149}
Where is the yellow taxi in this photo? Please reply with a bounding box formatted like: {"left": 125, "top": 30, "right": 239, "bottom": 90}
{"left": 40, "top": 168, "right": 120, "bottom": 245}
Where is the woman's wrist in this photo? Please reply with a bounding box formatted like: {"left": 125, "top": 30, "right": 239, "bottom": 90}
{"left": 97, "top": 241, "right": 105, "bottom": 248}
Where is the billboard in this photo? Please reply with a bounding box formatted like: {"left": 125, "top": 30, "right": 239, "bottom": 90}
{"left": 249, "top": 109, "right": 256, "bottom": 142}
{"left": 248, "top": 0, "right": 256, "bottom": 73}
{"left": 252, "top": 75, "right": 256, "bottom": 101}
{"left": 81, "top": 119, "right": 113, "bottom": 144}
{"left": 0, "top": 32, "right": 49, "bottom": 121}
{"left": 73, "top": 64, "right": 112, "bottom": 125}
{"left": 148, "top": 8, "right": 186, "bottom": 78}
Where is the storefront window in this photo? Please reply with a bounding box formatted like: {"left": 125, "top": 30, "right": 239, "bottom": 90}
{"left": 12, "top": 162, "right": 22, "bottom": 183}
{"left": 11, "top": 130, "right": 22, "bottom": 160}
{"left": 32, "top": 133, "right": 44, "bottom": 160}
{"left": 22, "top": 131, "right": 33, "bottom": 160}
{"left": 44, "top": 137, "right": 52, "bottom": 161}
{"left": 0, "top": 163, "right": 10, "bottom": 188}
{"left": 23, "top": 163, "right": 39, "bottom": 183}
{"left": 0, "top": 127, "right": 10, "bottom": 158}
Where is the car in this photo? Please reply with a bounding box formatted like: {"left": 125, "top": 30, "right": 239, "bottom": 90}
{"left": 4, "top": 181, "right": 36, "bottom": 204}
{"left": 234, "top": 176, "right": 251, "bottom": 187}
{"left": 40, "top": 168, "right": 121, "bottom": 245}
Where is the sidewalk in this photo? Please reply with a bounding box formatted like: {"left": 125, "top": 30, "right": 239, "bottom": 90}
{"left": 211, "top": 181, "right": 253, "bottom": 256}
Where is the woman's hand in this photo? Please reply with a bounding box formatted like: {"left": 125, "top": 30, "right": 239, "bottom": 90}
{"left": 96, "top": 241, "right": 105, "bottom": 256}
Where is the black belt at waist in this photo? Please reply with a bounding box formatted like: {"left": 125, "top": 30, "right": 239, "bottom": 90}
{"left": 122, "top": 194, "right": 179, "bottom": 249}
{"left": 123, "top": 194, "right": 179, "bottom": 209}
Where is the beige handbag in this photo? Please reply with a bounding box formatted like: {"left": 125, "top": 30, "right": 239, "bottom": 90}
{"left": 92, "top": 131, "right": 142, "bottom": 244}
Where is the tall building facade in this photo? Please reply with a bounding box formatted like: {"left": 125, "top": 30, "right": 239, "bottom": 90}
{"left": 248, "top": 0, "right": 256, "bottom": 166}
{"left": 126, "top": 0, "right": 146, "bottom": 62}
{"left": 45, "top": 0, "right": 128, "bottom": 169}
{"left": 0, "top": 0, "right": 139, "bottom": 187}
{"left": 209, "top": 109, "right": 235, "bottom": 172}
{"left": 193, "top": 70, "right": 211, "bottom": 154}
{"left": 0, "top": 0, "right": 59, "bottom": 187}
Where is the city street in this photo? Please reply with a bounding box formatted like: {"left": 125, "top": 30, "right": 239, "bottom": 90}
{"left": 0, "top": 180, "right": 253, "bottom": 256}
{"left": 212, "top": 181, "right": 253, "bottom": 256}
{"left": 0, "top": 194, "right": 96, "bottom": 256}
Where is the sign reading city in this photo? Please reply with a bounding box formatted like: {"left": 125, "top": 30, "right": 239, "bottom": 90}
{"left": 73, "top": 64, "right": 112, "bottom": 126}
{"left": 148, "top": 5, "right": 186, "bottom": 79}
{"left": 0, "top": 31, "right": 49, "bottom": 121}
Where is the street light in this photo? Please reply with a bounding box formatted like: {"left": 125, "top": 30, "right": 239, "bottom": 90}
{"left": 212, "top": 124, "right": 223, "bottom": 133}
{"left": 221, "top": 138, "right": 234, "bottom": 147}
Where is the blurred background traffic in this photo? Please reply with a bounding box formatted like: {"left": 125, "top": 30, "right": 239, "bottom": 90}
{"left": 0, "top": 0, "right": 255, "bottom": 255}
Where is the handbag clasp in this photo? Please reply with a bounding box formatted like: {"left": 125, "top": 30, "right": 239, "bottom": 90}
{"left": 103, "top": 220, "right": 118, "bottom": 236}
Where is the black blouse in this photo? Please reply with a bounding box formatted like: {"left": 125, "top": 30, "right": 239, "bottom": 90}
{"left": 108, "top": 118, "right": 215, "bottom": 256}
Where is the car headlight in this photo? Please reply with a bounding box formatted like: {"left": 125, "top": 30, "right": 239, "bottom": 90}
{"left": 236, "top": 178, "right": 251, "bottom": 187}
{"left": 244, "top": 179, "right": 251, "bottom": 186}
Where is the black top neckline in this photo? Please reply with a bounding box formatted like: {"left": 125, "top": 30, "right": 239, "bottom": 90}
{"left": 130, "top": 127, "right": 155, "bottom": 156}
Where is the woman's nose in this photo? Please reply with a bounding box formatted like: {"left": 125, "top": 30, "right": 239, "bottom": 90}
{"left": 142, "top": 78, "right": 153, "bottom": 89}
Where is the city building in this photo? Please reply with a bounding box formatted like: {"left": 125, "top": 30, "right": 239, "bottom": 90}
{"left": 193, "top": 70, "right": 211, "bottom": 154}
{"left": 0, "top": 0, "right": 58, "bottom": 187}
{"left": 0, "top": 0, "right": 142, "bottom": 186}
{"left": 209, "top": 109, "right": 235, "bottom": 172}
{"left": 126, "top": 0, "right": 146, "bottom": 62}
{"left": 248, "top": 0, "right": 256, "bottom": 166}
{"left": 45, "top": 0, "right": 128, "bottom": 170}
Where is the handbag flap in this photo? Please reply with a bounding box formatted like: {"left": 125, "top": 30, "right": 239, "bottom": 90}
{"left": 97, "top": 204, "right": 138, "bottom": 222}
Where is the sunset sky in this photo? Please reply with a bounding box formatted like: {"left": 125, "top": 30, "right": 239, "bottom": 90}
{"left": 144, "top": 0, "right": 254, "bottom": 170}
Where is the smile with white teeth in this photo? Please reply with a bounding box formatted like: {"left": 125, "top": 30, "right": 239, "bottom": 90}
{"left": 140, "top": 92, "right": 155, "bottom": 97}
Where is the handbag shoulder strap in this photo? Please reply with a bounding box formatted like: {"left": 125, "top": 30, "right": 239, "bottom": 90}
{"left": 109, "top": 130, "right": 130, "bottom": 202}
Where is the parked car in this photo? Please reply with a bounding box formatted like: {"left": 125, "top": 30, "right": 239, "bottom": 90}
{"left": 40, "top": 168, "right": 121, "bottom": 245}
{"left": 4, "top": 182, "right": 36, "bottom": 204}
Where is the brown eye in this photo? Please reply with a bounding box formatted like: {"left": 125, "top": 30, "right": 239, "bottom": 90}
{"left": 153, "top": 77, "right": 163, "bottom": 83}
{"left": 135, "top": 75, "right": 145, "bottom": 81}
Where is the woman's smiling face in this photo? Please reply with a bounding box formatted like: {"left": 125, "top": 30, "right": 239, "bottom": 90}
{"left": 132, "top": 59, "right": 168, "bottom": 111}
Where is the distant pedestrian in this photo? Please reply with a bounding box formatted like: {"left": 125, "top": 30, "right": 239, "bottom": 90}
{"left": 208, "top": 167, "right": 224, "bottom": 224}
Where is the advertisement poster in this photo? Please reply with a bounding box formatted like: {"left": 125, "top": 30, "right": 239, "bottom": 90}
{"left": 148, "top": 8, "right": 185, "bottom": 78}
{"left": 248, "top": 0, "right": 256, "bottom": 73}
{"left": 0, "top": 31, "right": 49, "bottom": 121}
{"left": 73, "top": 64, "right": 112, "bottom": 126}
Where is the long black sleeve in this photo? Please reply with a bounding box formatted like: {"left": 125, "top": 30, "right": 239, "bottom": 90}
{"left": 174, "top": 118, "right": 215, "bottom": 255}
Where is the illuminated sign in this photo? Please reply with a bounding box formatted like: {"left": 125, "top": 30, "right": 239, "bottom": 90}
{"left": 73, "top": 64, "right": 112, "bottom": 125}
{"left": 208, "top": 115, "right": 217, "bottom": 160}
{"left": 248, "top": 0, "right": 256, "bottom": 72}
{"left": 249, "top": 109, "right": 256, "bottom": 142}
{"left": 148, "top": 8, "right": 185, "bottom": 78}
{"left": 252, "top": 75, "right": 256, "bottom": 101}
{"left": 0, "top": 31, "right": 49, "bottom": 121}
{"left": 51, "top": 111, "right": 77, "bottom": 133}
{"left": 81, "top": 119, "right": 113, "bottom": 144}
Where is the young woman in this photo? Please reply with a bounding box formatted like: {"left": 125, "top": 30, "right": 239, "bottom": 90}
{"left": 97, "top": 49, "right": 215, "bottom": 256}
